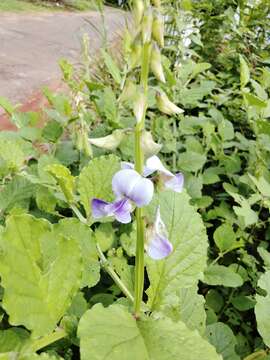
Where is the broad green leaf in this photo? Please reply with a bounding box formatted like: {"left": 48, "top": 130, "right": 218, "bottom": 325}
{"left": 204, "top": 265, "right": 243, "bottom": 288}
{"left": 158, "top": 285, "right": 206, "bottom": 334}
{"left": 94, "top": 223, "right": 115, "bottom": 252}
{"left": 20, "top": 354, "right": 62, "bottom": 360}
{"left": 206, "top": 322, "right": 240, "bottom": 360}
{"left": 0, "top": 139, "right": 25, "bottom": 178}
{"left": 178, "top": 151, "right": 206, "bottom": 172}
{"left": 45, "top": 164, "right": 75, "bottom": 203}
{"left": 255, "top": 270, "right": 270, "bottom": 347}
{"left": 54, "top": 218, "right": 100, "bottom": 288}
{"left": 239, "top": 55, "right": 250, "bottom": 88}
{"left": 231, "top": 295, "right": 255, "bottom": 311}
{"left": 0, "top": 214, "right": 82, "bottom": 337}
{"left": 36, "top": 186, "right": 57, "bottom": 214}
{"left": 206, "top": 289, "right": 224, "bottom": 313}
{"left": 213, "top": 223, "right": 242, "bottom": 253}
{"left": 78, "top": 155, "right": 120, "bottom": 217}
{"left": 218, "top": 120, "right": 234, "bottom": 141}
{"left": 0, "top": 176, "right": 35, "bottom": 214}
{"left": 146, "top": 190, "right": 208, "bottom": 311}
{"left": 243, "top": 93, "right": 267, "bottom": 108}
{"left": 0, "top": 329, "right": 29, "bottom": 353}
{"left": 78, "top": 304, "right": 221, "bottom": 360}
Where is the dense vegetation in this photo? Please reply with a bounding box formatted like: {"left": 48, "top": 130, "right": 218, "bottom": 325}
{"left": 0, "top": 0, "right": 270, "bottom": 359}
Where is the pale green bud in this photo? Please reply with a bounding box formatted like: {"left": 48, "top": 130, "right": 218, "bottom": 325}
{"left": 151, "top": 43, "right": 166, "bottom": 83}
{"left": 141, "top": 131, "right": 162, "bottom": 158}
{"left": 141, "top": 7, "right": 153, "bottom": 44}
{"left": 133, "top": 0, "right": 144, "bottom": 25}
{"left": 133, "top": 90, "right": 146, "bottom": 124}
{"left": 152, "top": 11, "right": 164, "bottom": 48}
{"left": 129, "top": 39, "right": 142, "bottom": 69}
{"left": 156, "top": 91, "right": 184, "bottom": 115}
{"left": 89, "top": 130, "right": 126, "bottom": 151}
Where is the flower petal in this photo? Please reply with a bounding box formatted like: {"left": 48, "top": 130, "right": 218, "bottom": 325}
{"left": 112, "top": 169, "right": 154, "bottom": 207}
{"left": 146, "top": 234, "right": 173, "bottom": 260}
{"left": 92, "top": 198, "right": 111, "bottom": 218}
{"left": 121, "top": 161, "right": 135, "bottom": 170}
{"left": 128, "top": 176, "right": 154, "bottom": 207}
{"left": 105, "top": 198, "right": 132, "bottom": 224}
{"left": 112, "top": 169, "right": 141, "bottom": 198}
{"left": 164, "top": 173, "right": 184, "bottom": 193}
{"left": 144, "top": 155, "right": 173, "bottom": 177}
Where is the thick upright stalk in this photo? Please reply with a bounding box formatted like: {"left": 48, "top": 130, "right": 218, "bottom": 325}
{"left": 134, "top": 42, "right": 151, "bottom": 318}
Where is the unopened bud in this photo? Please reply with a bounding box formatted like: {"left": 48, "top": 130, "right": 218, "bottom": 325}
{"left": 141, "top": 7, "right": 153, "bottom": 44}
{"left": 129, "top": 39, "right": 142, "bottom": 69}
{"left": 156, "top": 91, "right": 184, "bottom": 115}
{"left": 141, "top": 131, "right": 162, "bottom": 158}
{"left": 133, "top": 90, "right": 146, "bottom": 124}
{"left": 133, "top": 0, "right": 144, "bottom": 25}
{"left": 89, "top": 130, "right": 126, "bottom": 151}
{"left": 152, "top": 11, "right": 164, "bottom": 48}
{"left": 151, "top": 43, "right": 166, "bottom": 83}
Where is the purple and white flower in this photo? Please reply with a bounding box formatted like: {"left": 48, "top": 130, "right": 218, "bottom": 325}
{"left": 146, "top": 206, "right": 173, "bottom": 259}
{"left": 122, "top": 155, "right": 184, "bottom": 193}
{"left": 92, "top": 169, "right": 154, "bottom": 224}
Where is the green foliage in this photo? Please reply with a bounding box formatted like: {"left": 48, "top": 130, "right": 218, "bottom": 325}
{"left": 78, "top": 304, "right": 221, "bottom": 360}
{"left": 0, "top": 214, "right": 82, "bottom": 337}
{"left": 146, "top": 190, "right": 208, "bottom": 311}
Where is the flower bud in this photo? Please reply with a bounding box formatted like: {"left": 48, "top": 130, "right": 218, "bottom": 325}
{"left": 150, "top": 43, "right": 166, "bottom": 83}
{"left": 89, "top": 130, "right": 126, "bottom": 151}
{"left": 152, "top": 11, "right": 164, "bottom": 48}
{"left": 129, "top": 39, "right": 142, "bottom": 69}
{"left": 141, "top": 131, "right": 162, "bottom": 158}
{"left": 141, "top": 7, "right": 153, "bottom": 44}
{"left": 156, "top": 91, "right": 184, "bottom": 115}
{"left": 133, "top": 89, "right": 146, "bottom": 124}
{"left": 133, "top": 0, "right": 144, "bottom": 25}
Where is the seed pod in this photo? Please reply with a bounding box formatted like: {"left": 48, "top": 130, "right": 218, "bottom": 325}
{"left": 133, "top": 0, "right": 144, "bottom": 25}
{"left": 156, "top": 91, "right": 184, "bottom": 115}
{"left": 152, "top": 11, "right": 164, "bottom": 48}
{"left": 133, "top": 89, "right": 146, "bottom": 124}
{"left": 141, "top": 131, "right": 162, "bottom": 158}
{"left": 141, "top": 7, "right": 153, "bottom": 44}
{"left": 151, "top": 43, "right": 166, "bottom": 83}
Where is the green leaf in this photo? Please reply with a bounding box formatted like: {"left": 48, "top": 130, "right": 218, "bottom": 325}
{"left": 0, "top": 329, "right": 29, "bottom": 352}
{"left": 218, "top": 120, "right": 234, "bottom": 141}
{"left": 213, "top": 223, "right": 241, "bottom": 253}
{"left": 42, "top": 120, "right": 63, "bottom": 143}
{"left": 45, "top": 164, "right": 75, "bottom": 203}
{"left": 78, "top": 304, "right": 221, "bottom": 360}
{"left": 0, "top": 214, "right": 82, "bottom": 337}
{"left": 206, "top": 322, "right": 240, "bottom": 360}
{"left": 178, "top": 151, "right": 206, "bottom": 172}
{"left": 258, "top": 247, "right": 270, "bottom": 270}
{"left": 146, "top": 190, "right": 208, "bottom": 311}
{"left": 54, "top": 218, "right": 100, "bottom": 288}
{"left": 78, "top": 155, "right": 120, "bottom": 217}
{"left": 101, "top": 50, "right": 122, "bottom": 85}
{"left": 158, "top": 285, "right": 206, "bottom": 334}
{"left": 243, "top": 93, "right": 267, "bottom": 108}
{"left": 0, "top": 176, "right": 35, "bottom": 215}
{"left": 0, "top": 96, "right": 16, "bottom": 115}
{"left": 255, "top": 270, "right": 270, "bottom": 347}
{"left": 204, "top": 265, "right": 244, "bottom": 287}
{"left": 239, "top": 55, "right": 250, "bottom": 88}
{"left": 231, "top": 295, "right": 255, "bottom": 311}
{"left": 0, "top": 139, "right": 25, "bottom": 178}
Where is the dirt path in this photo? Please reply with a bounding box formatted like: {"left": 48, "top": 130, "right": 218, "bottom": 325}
{"left": 0, "top": 8, "right": 127, "bottom": 119}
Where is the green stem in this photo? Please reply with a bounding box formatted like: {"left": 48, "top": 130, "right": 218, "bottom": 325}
{"left": 134, "top": 42, "right": 151, "bottom": 318}
{"left": 70, "top": 204, "right": 134, "bottom": 303}
{"left": 30, "top": 329, "right": 67, "bottom": 353}
{"left": 96, "top": 244, "right": 134, "bottom": 303}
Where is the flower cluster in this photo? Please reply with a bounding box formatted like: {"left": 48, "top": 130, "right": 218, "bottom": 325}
{"left": 92, "top": 155, "right": 184, "bottom": 260}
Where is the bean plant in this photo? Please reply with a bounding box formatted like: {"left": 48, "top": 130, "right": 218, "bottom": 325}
{"left": 0, "top": 0, "right": 270, "bottom": 359}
